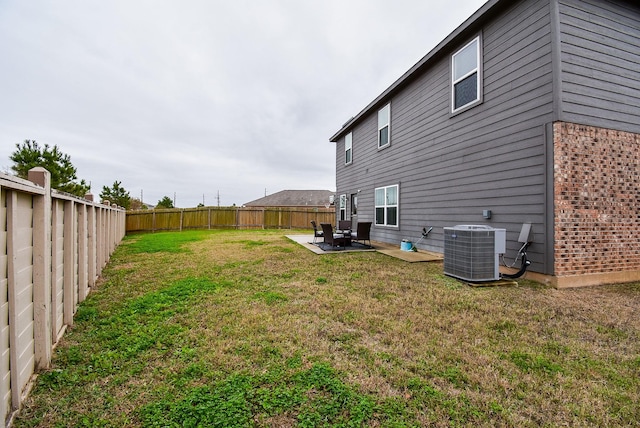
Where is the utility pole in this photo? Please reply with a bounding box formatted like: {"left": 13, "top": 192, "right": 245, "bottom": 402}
{"left": 173, "top": 192, "right": 176, "bottom": 207}
{"left": 202, "top": 194, "right": 205, "bottom": 206}
{"left": 216, "top": 190, "right": 220, "bottom": 207}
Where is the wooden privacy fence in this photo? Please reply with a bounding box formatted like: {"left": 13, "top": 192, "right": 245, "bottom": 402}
{"left": 0, "top": 168, "right": 125, "bottom": 424}
{"left": 126, "top": 206, "right": 336, "bottom": 233}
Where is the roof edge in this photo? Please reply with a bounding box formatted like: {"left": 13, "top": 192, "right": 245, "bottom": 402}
{"left": 329, "top": 0, "right": 502, "bottom": 143}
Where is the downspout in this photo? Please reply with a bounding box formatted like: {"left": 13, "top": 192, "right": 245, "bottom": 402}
{"left": 547, "top": 0, "right": 563, "bottom": 276}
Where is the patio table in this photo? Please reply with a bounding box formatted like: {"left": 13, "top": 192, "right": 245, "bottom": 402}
{"left": 335, "top": 230, "right": 352, "bottom": 247}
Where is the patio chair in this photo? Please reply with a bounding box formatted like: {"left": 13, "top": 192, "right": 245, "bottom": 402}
{"left": 338, "top": 220, "right": 352, "bottom": 232}
{"left": 320, "top": 223, "right": 345, "bottom": 249}
{"left": 310, "top": 220, "right": 323, "bottom": 243}
{"left": 352, "top": 222, "right": 372, "bottom": 246}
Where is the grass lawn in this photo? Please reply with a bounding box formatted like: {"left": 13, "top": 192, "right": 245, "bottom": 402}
{"left": 15, "top": 229, "right": 640, "bottom": 427}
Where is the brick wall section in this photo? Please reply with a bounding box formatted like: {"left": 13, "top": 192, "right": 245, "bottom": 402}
{"left": 554, "top": 121, "right": 640, "bottom": 276}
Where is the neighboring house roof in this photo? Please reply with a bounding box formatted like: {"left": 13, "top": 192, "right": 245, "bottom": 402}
{"left": 330, "top": 0, "right": 501, "bottom": 142}
{"left": 244, "top": 190, "right": 334, "bottom": 207}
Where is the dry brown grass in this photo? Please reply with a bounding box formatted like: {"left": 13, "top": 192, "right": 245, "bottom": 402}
{"left": 15, "top": 229, "right": 640, "bottom": 427}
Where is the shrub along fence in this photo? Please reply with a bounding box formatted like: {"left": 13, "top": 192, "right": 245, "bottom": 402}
{"left": 126, "top": 206, "right": 336, "bottom": 233}
{"left": 0, "top": 168, "right": 125, "bottom": 424}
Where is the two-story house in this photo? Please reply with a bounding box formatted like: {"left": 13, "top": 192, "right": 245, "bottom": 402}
{"left": 330, "top": 0, "right": 640, "bottom": 288}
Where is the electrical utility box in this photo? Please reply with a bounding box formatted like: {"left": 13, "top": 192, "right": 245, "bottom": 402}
{"left": 443, "top": 225, "right": 506, "bottom": 282}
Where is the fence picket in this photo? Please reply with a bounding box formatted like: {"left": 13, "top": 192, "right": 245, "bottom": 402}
{"left": 126, "top": 206, "right": 335, "bottom": 232}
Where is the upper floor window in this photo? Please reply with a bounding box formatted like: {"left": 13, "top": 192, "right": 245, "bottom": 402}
{"left": 378, "top": 103, "right": 390, "bottom": 149}
{"left": 452, "top": 36, "right": 481, "bottom": 113}
{"left": 375, "top": 184, "right": 398, "bottom": 227}
{"left": 345, "top": 132, "right": 352, "bottom": 165}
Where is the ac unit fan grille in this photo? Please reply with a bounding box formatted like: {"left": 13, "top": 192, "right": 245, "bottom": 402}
{"left": 443, "top": 226, "right": 504, "bottom": 282}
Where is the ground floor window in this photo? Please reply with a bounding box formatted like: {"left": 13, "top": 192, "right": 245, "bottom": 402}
{"left": 339, "top": 194, "right": 347, "bottom": 220}
{"left": 375, "top": 185, "right": 398, "bottom": 226}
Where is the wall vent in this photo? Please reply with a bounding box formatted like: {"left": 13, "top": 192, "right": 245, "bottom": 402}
{"left": 443, "top": 225, "right": 506, "bottom": 282}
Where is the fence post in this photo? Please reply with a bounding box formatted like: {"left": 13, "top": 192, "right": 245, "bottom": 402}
{"left": 7, "top": 189, "right": 20, "bottom": 410}
{"left": 28, "top": 168, "right": 53, "bottom": 370}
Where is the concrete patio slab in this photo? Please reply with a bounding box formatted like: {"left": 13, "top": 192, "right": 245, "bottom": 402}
{"left": 286, "top": 235, "right": 376, "bottom": 254}
{"left": 286, "top": 234, "right": 443, "bottom": 262}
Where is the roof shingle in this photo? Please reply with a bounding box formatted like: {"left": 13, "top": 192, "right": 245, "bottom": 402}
{"left": 244, "top": 190, "right": 334, "bottom": 207}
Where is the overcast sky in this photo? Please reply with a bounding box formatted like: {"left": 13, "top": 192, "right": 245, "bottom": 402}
{"left": 1, "top": 0, "right": 487, "bottom": 207}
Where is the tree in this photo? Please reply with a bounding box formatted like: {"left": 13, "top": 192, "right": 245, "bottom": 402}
{"left": 99, "top": 181, "right": 131, "bottom": 209}
{"left": 10, "top": 140, "right": 90, "bottom": 197}
{"left": 129, "top": 198, "right": 147, "bottom": 210}
{"left": 156, "top": 196, "right": 174, "bottom": 209}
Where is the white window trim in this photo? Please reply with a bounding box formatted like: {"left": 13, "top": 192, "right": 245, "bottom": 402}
{"left": 377, "top": 103, "right": 391, "bottom": 149}
{"left": 345, "top": 132, "right": 352, "bottom": 165}
{"left": 339, "top": 194, "right": 347, "bottom": 220}
{"left": 451, "top": 36, "right": 481, "bottom": 114}
{"left": 374, "top": 184, "right": 399, "bottom": 227}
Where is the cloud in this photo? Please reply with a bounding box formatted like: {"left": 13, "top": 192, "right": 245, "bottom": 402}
{"left": 0, "top": 0, "right": 487, "bottom": 207}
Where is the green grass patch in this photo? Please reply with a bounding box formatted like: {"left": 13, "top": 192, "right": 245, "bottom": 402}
{"left": 251, "top": 291, "right": 288, "bottom": 305}
{"left": 124, "top": 230, "right": 211, "bottom": 254}
{"left": 138, "top": 363, "right": 375, "bottom": 428}
{"left": 236, "top": 239, "right": 269, "bottom": 248}
{"left": 507, "top": 350, "right": 564, "bottom": 375}
{"left": 59, "top": 277, "right": 226, "bottom": 377}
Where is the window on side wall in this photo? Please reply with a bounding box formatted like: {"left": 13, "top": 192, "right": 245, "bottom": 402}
{"left": 452, "top": 36, "right": 481, "bottom": 113}
{"left": 339, "top": 194, "right": 347, "bottom": 220}
{"left": 377, "top": 103, "right": 390, "bottom": 149}
{"left": 374, "top": 185, "right": 398, "bottom": 226}
{"left": 345, "top": 132, "right": 352, "bottom": 165}
{"left": 351, "top": 193, "right": 358, "bottom": 216}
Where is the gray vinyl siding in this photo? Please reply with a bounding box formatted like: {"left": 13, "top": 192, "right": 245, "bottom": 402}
{"left": 336, "top": 0, "right": 555, "bottom": 274}
{"left": 558, "top": 0, "right": 640, "bottom": 134}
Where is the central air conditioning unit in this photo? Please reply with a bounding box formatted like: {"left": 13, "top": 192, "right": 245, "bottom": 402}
{"left": 443, "top": 225, "right": 506, "bottom": 282}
